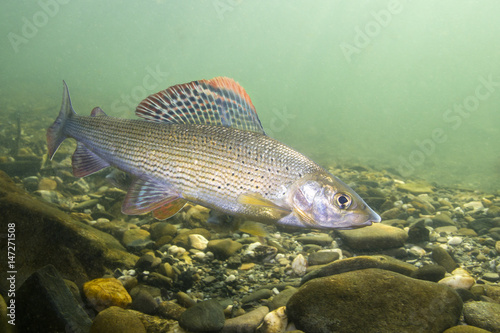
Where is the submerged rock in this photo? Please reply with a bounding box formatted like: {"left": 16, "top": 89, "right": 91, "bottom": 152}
{"left": 0, "top": 171, "right": 137, "bottom": 292}
{"left": 178, "top": 299, "right": 225, "bottom": 332}
{"left": 288, "top": 268, "right": 463, "bottom": 333}
{"left": 432, "top": 247, "right": 459, "bottom": 273}
{"left": 208, "top": 239, "right": 243, "bottom": 259}
{"left": 17, "top": 265, "right": 92, "bottom": 333}
{"left": 463, "top": 301, "right": 500, "bottom": 332}
{"left": 221, "top": 306, "right": 269, "bottom": 333}
{"left": 84, "top": 278, "right": 132, "bottom": 312}
{"left": 396, "top": 181, "right": 434, "bottom": 194}
{"left": 90, "top": 306, "right": 146, "bottom": 333}
{"left": 337, "top": 223, "right": 408, "bottom": 250}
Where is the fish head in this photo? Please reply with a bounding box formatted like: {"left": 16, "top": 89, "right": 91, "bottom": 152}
{"left": 288, "top": 172, "right": 381, "bottom": 229}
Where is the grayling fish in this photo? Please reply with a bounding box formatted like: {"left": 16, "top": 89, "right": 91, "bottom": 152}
{"left": 47, "top": 77, "right": 381, "bottom": 229}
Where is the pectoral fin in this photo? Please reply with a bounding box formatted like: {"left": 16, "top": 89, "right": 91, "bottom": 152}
{"left": 237, "top": 193, "right": 290, "bottom": 220}
{"left": 122, "top": 178, "right": 183, "bottom": 216}
{"left": 153, "top": 198, "right": 188, "bottom": 220}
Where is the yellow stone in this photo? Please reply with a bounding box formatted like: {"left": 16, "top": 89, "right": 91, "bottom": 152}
{"left": 83, "top": 278, "right": 132, "bottom": 312}
{"left": 38, "top": 177, "right": 57, "bottom": 191}
{"left": 240, "top": 263, "right": 255, "bottom": 270}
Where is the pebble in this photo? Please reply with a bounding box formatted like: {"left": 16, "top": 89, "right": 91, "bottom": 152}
{"left": 291, "top": 254, "right": 307, "bottom": 276}
{"left": 189, "top": 234, "right": 209, "bottom": 250}
{"left": 463, "top": 201, "right": 484, "bottom": 212}
{"left": 438, "top": 274, "right": 475, "bottom": 290}
{"left": 207, "top": 238, "right": 243, "bottom": 259}
{"left": 256, "top": 306, "right": 287, "bottom": 333}
{"left": 481, "top": 272, "right": 500, "bottom": 282}
{"left": 38, "top": 177, "right": 57, "bottom": 191}
{"left": 448, "top": 236, "right": 463, "bottom": 246}
{"left": 410, "top": 264, "right": 446, "bottom": 282}
{"left": 221, "top": 306, "right": 269, "bottom": 333}
{"left": 308, "top": 250, "right": 340, "bottom": 266}
{"left": 432, "top": 246, "right": 458, "bottom": 272}
{"left": 295, "top": 234, "right": 333, "bottom": 246}
{"left": 130, "top": 290, "right": 158, "bottom": 315}
{"left": 122, "top": 229, "right": 153, "bottom": 251}
{"left": 242, "top": 289, "right": 274, "bottom": 304}
{"left": 178, "top": 299, "right": 225, "bottom": 332}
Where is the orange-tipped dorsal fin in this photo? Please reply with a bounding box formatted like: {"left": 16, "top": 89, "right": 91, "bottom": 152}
{"left": 135, "top": 77, "right": 265, "bottom": 134}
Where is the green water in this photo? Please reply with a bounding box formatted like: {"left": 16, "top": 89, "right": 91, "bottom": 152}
{"left": 1, "top": 0, "right": 499, "bottom": 191}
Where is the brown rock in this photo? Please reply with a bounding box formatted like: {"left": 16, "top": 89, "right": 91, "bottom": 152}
{"left": 90, "top": 306, "right": 146, "bottom": 333}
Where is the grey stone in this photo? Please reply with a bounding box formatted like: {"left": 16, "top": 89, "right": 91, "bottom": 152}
{"left": 288, "top": 268, "right": 463, "bottom": 333}
{"left": 178, "top": 299, "right": 225, "bottom": 332}
{"left": 268, "top": 287, "right": 298, "bottom": 310}
{"left": 17, "top": 265, "right": 92, "bottom": 333}
{"left": 432, "top": 247, "right": 458, "bottom": 273}
{"left": 130, "top": 290, "right": 158, "bottom": 315}
{"left": 411, "top": 264, "right": 446, "bottom": 282}
{"left": 463, "top": 301, "right": 500, "bottom": 333}
{"left": 221, "top": 306, "right": 269, "bottom": 333}
{"left": 308, "top": 251, "right": 339, "bottom": 266}
{"left": 295, "top": 234, "right": 333, "bottom": 246}
{"left": 481, "top": 272, "right": 500, "bottom": 282}
{"left": 241, "top": 289, "right": 274, "bottom": 304}
{"left": 408, "top": 219, "right": 430, "bottom": 243}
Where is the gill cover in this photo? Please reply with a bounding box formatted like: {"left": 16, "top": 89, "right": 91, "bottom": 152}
{"left": 279, "top": 173, "right": 381, "bottom": 229}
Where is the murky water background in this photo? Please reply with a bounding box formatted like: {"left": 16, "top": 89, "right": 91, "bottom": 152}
{"left": 1, "top": 0, "right": 499, "bottom": 190}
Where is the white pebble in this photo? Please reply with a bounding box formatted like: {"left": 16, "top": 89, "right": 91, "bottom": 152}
{"left": 291, "top": 254, "right": 307, "bottom": 276}
{"left": 188, "top": 234, "right": 209, "bottom": 250}
{"left": 168, "top": 245, "right": 186, "bottom": 256}
{"left": 193, "top": 252, "right": 206, "bottom": 260}
{"left": 225, "top": 274, "right": 236, "bottom": 283}
{"left": 257, "top": 306, "right": 288, "bottom": 333}
{"left": 448, "top": 237, "right": 463, "bottom": 246}
{"left": 438, "top": 275, "right": 474, "bottom": 289}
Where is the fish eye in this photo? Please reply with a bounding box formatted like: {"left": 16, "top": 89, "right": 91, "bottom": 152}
{"left": 334, "top": 193, "right": 352, "bottom": 209}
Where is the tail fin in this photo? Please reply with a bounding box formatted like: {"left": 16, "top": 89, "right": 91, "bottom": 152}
{"left": 46, "top": 81, "right": 76, "bottom": 159}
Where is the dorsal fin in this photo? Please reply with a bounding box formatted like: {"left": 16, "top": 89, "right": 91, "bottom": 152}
{"left": 135, "top": 77, "right": 265, "bottom": 134}
{"left": 90, "top": 107, "right": 107, "bottom": 117}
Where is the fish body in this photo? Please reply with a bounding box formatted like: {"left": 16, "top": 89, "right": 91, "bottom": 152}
{"left": 47, "top": 77, "right": 381, "bottom": 229}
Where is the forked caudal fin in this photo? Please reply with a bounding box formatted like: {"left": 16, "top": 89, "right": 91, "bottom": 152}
{"left": 46, "top": 81, "right": 76, "bottom": 159}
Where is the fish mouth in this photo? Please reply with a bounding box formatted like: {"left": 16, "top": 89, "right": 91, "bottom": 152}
{"left": 344, "top": 209, "right": 381, "bottom": 228}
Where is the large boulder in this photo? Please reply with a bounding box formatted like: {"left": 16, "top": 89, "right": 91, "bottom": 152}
{"left": 0, "top": 170, "right": 137, "bottom": 291}
{"left": 288, "top": 268, "right": 463, "bottom": 333}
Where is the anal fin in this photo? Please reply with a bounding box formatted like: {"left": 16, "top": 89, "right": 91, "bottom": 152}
{"left": 72, "top": 142, "right": 110, "bottom": 177}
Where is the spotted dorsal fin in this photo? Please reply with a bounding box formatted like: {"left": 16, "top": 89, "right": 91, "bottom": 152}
{"left": 135, "top": 77, "right": 265, "bottom": 134}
